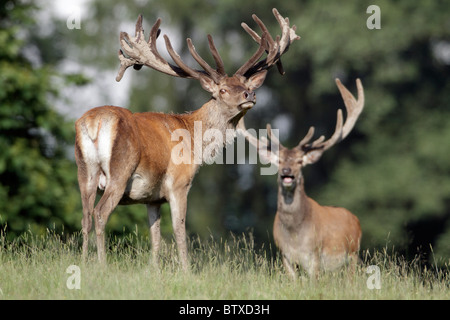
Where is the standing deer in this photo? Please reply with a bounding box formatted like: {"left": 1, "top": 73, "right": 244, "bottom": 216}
{"left": 74, "top": 9, "right": 300, "bottom": 269}
{"left": 239, "top": 79, "right": 364, "bottom": 278}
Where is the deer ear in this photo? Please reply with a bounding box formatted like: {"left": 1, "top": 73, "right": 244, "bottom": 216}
{"left": 302, "top": 150, "right": 323, "bottom": 166}
{"left": 246, "top": 70, "right": 268, "bottom": 90}
{"left": 199, "top": 75, "right": 218, "bottom": 93}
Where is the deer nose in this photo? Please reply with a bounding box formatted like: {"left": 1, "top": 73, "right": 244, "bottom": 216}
{"left": 243, "top": 91, "right": 255, "bottom": 101}
{"left": 282, "top": 168, "right": 291, "bottom": 176}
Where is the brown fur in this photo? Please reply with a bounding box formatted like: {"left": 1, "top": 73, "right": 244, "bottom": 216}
{"left": 272, "top": 148, "right": 362, "bottom": 279}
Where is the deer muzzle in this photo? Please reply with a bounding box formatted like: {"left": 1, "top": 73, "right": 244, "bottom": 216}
{"left": 280, "top": 168, "right": 296, "bottom": 188}
{"left": 239, "top": 91, "right": 256, "bottom": 110}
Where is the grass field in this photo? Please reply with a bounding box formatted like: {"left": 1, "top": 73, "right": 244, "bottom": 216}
{"left": 0, "top": 230, "right": 448, "bottom": 300}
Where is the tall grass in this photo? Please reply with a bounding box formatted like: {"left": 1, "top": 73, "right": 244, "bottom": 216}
{"left": 0, "top": 229, "right": 448, "bottom": 300}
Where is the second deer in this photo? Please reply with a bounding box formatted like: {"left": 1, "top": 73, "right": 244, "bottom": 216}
{"left": 239, "top": 79, "right": 364, "bottom": 278}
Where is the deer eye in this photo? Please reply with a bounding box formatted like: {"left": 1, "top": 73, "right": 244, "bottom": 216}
{"left": 219, "top": 89, "right": 227, "bottom": 95}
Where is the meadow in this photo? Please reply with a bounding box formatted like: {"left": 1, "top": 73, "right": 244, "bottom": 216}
{"left": 0, "top": 230, "right": 448, "bottom": 300}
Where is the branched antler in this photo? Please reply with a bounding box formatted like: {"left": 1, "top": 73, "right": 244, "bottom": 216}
{"left": 116, "top": 8, "right": 301, "bottom": 82}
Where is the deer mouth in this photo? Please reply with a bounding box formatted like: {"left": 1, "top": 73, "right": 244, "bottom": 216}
{"left": 281, "top": 175, "right": 295, "bottom": 187}
{"left": 239, "top": 101, "right": 255, "bottom": 110}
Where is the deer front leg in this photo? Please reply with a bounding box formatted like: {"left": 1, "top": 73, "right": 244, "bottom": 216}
{"left": 168, "top": 190, "right": 189, "bottom": 272}
{"left": 282, "top": 255, "right": 297, "bottom": 280}
{"left": 305, "top": 253, "right": 320, "bottom": 279}
{"left": 147, "top": 204, "right": 161, "bottom": 267}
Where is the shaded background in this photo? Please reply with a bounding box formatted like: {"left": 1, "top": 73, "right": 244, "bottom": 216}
{"left": 1, "top": 0, "right": 449, "bottom": 265}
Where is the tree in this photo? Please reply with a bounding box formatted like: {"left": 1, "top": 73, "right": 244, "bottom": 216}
{"left": 0, "top": 1, "right": 85, "bottom": 237}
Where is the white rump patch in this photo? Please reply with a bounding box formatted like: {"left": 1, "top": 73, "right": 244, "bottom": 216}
{"left": 79, "top": 118, "right": 116, "bottom": 190}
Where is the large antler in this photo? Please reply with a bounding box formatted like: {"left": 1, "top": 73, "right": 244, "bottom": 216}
{"left": 117, "top": 9, "right": 300, "bottom": 82}
{"left": 116, "top": 15, "right": 227, "bottom": 83}
{"left": 235, "top": 8, "right": 301, "bottom": 77}
{"left": 298, "top": 78, "right": 364, "bottom": 153}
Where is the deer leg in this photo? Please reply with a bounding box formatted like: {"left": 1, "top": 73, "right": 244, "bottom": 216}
{"left": 76, "top": 159, "right": 99, "bottom": 262}
{"left": 306, "top": 254, "right": 320, "bottom": 280}
{"left": 92, "top": 181, "right": 128, "bottom": 264}
{"left": 81, "top": 184, "right": 97, "bottom": 262}
{"left": 168, "top": 191, "right": 189, "bottom": 272}
{"left": 282, "top": 255, "right": 297, "bottom": 280}
{"left": 347, "top": 252, "right": 361, "bottom": 274}
{"left": 147, "top": 204, "right": 161, "bottom": 266}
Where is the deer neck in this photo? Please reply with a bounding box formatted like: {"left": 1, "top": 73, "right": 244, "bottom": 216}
{"left": 182, "top": 99, "right": 245, "bottom": 165}
{"left": 277, "top": 178, "right": 311, "bottom": 226}
{"left": 188, "top": 98, "right": 245, "bottom": 131}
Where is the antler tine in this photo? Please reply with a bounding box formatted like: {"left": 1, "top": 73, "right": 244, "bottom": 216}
{"left": 147, "top": 18, "right": 165, "bottom": 62}
{"left": 296, "top": 126, "right": 315, "bottom": 149}
{"left": 186, "top": 37, "right": 225, "bottom": 83}
{"left": 116, "top": 48, "right": 136, "bottom": 82}
{"left": 318, "top": 109, "right": 344, "bottom": 151}
{"left": 207, "top": 35, "right": 226, "bottom": 76}
{"left": 135, "top": 14, "right": 144, "bottom": 41}
{"left": 163, "top": 35, "right": 203, "bottom": 79}
{"left": 299, "top": 109, "right": 343, "bottom": 152}
{"left": 148, "top": 17, "right": 161, "bottom": 43}
{"left": 251, "top": 13, "right": 276, "bottom": 50}
{"left": 234, "top": 32, "right": 269, "bottom": 77}
{"left": 241, "top": 21, "right": 261, "bottom": 44}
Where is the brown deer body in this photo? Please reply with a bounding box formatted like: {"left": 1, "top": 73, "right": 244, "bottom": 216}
{"left": 240, "top": 79, "right": 364, "bottom": 278}
{"left": 273, "top": 148, "right": 362, "bottom": 278}
{"left": 75, "top": 9, "right": 300, "bottom": 268}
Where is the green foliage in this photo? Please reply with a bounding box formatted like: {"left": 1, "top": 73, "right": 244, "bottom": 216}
{"left": 0, "top": 1, "right": 81, "bottom": 237}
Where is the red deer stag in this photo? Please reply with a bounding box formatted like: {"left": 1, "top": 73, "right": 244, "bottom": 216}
{"left": 239, "top": 79, "right": 364, "bottom": 278}
{"left": 75, "top": 9, "right": 300, "bottom": 269}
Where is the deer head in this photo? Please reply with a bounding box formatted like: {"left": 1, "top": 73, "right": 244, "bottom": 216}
{"left": 240, "top": 78, "right": 364, "bottom": 190}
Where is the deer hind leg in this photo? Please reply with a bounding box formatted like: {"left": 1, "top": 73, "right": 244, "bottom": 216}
{"left": 92, "top": 186, "right": 125, "bottom": 264}
{"left": 75, "top": 143, "right": 100, "bottom": 262}
{"left": 92, "top": 154, "right": 135, "bottom": 264}
{"left": 93, "top": 159, "right": 137, "bottom": 264}
{"left": 78, "top": 168, "right": 99, "bottom": 262}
